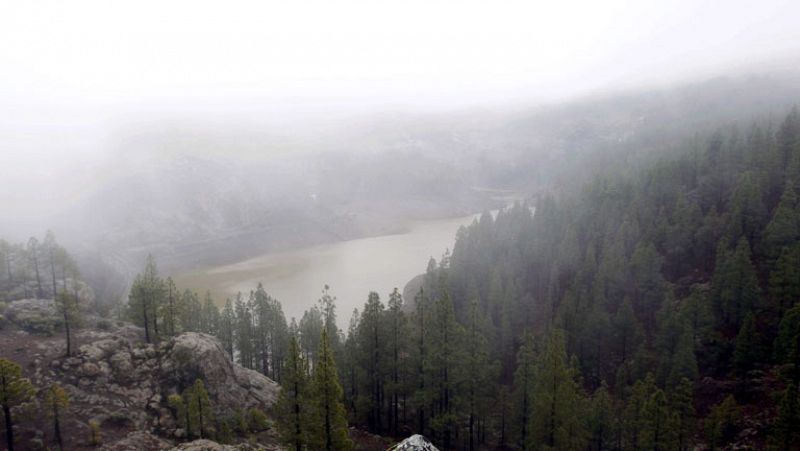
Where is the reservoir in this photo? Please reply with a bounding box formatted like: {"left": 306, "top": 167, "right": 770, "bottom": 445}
{"left": 172, "top": 212, "right": 483, "bottom": 326}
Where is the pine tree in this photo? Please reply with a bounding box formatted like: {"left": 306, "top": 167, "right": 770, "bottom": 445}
{"left": 673, "top": 327, "right": 699, "bottom": 387}
{"left": 764, "top": 183, "right": 800, "bottom": 259}
{"left": 189, "top": 379, "right": 214, "bottom": 438}
{"left": 412, "top": 288, "right": 430, "bottom": 435}
{"left": 513, "top": 331, "right": 536, "bottom": 449}
{"left": 711, "top": 238, "right": 760, "bottom": 331}
{"left": 775, "top": 304, "right": 800, "bottom": 385}
{"left": 219, "top": 299, "right": 235, "bottom": 362}
{"left": 772, "top": 382, "right": 800, "bottom": 451}
{"left": 529, "top": 329, "right": 586, "bottom": 451}
{"left": 276, "top": 335, "right": 309, "bottom": 451}
{"left": 308, "top": 329, "right": 352, "bottom": 451}
{"left": 733, "top": 312, "right": 761, "bottom": 383}
{"left": 0, "top": 358, "right": 35, "bottom": 451}
{"left": 319, "top": 285, "right": 340, "bottom": 352}
{"left": 669, "top": 377, "right": 695, "bottom": 451}
{"left": 705, "top": 395, "right": 740, "bottom": 451}
{"left": 201, "top": 291, "right": 220, "bottom": 335}
{"left": 428, "top": 289, "right": 463, "bottom": 449}
{"left": 357, "top": 291, "right": 385, "bottom": 433}
{"left": 769, "top": 244, "right": 800, "bottom": 315}
{"left": 185, "top": 379, "right": 214, "bottom": 439}
{"left": 163, "top": 277, "right": 178, "bottom": 336}
{"left": 386, "top": 287, "right": 408, "bottom": 437}
{"left": 27, "top": 237, "right": 43, "bottom": 298}
{"left": 300, "top": 306, "right": 324, "bottom": 368}
{"left": 640, "top": 388, "right": 674, "bottom": 451}
{"left": 55, "top": 289, "right": 80, "bottom": 356}
{"left": 343, "top": 308, "right": 360, "bottom": 419}
{"left": 464, "top": 298, "right": 496, "bottom": 450}
{"left": 622, "top": 374, "right": 656, "bottom": 450}
{"left": 234, "top": 293, "right": 255, "bottom": 369}
{"left": 589, "top": 382, "right": 614, "bottom": 451}
{"left": 127, "top": 255, "right": 165, "bottom": 343}
{"left": 44, "top": 383, "right": 69, "bottom": 451}
{"left": 612, "top": 297, "right": 643, "bottom": 366}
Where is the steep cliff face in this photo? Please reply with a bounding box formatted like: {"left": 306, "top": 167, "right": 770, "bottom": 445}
{"left": 0, "top": 299, "right": 281, "bottom": 450}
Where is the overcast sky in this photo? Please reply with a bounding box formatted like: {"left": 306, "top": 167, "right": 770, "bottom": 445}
{"left": 1, "top": 0, "right": 800, "bottom": 219}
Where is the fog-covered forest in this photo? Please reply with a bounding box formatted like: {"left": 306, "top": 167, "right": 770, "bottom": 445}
{"left": 3, "top": 1, "right": 800, "bottom": 450}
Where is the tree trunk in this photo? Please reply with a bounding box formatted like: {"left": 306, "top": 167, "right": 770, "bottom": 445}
{"left": 294, "top": 370, "right": 301, "bottom": 451}
{"left": 49, "top": 249, "right": 57, "bottom": 299}
{"left": 4, "top": 405, "right": 14, "bottom": 451}
{"left": 64, "top": 308, "right": 71, "bottom": 356}
{"left": 54, "top": 404, "right": 63, "bottom": 451}
{"left": 198, "top": 396, "right": 204, "bottom": 439}
{"left": 143, "top": 298, "right": 151, "bottom": 343}
{"left": 33, "top": 255, "right": 43, "bottom": 298}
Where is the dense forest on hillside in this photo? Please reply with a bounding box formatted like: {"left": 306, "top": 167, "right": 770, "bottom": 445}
{"left": 6, "top": 104, "right": 796, "bottom": 450}
{"left": 108, "top": 107, "right": 800, "bottom": 450}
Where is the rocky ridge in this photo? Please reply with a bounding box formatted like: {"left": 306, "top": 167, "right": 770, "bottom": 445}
{"left": 0, "top": 299, "right": 281, "bottom": 450}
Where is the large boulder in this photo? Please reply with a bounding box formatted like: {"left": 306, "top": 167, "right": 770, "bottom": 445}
{"left": 5, "top": 299, "right": 60, "bottom": 334}
{"left": 390, "top": 434, "right": 439, "bottom": 451}
{"left": 98, "top": 431, "right": 172, "bottom": 450}
{"left": 160, "top": 333, "right": 279, "bottom": 412}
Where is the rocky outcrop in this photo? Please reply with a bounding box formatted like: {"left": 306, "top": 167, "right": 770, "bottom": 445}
{"left": 5, "top": 298, "right": 61, "bottom": 334}
{"left": 160, "top": 332, "right": 279, "bottom": 410}
{"left": 25, "top": 326, "right": 279, "bottom": 441}
{"left": 167, "top": 439, "right": 281, "bottom": 450}
{"left": 390, "top": 434, "right": 439, "bottom": 451}
{"left": 98, "top": 431, "right": 172, "bottom": 450}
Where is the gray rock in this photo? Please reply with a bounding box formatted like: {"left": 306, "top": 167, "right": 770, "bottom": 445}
{"left": 5, "top": 299, "right": 60, "bottom": 334}
{"left": 160, "top": 332, "right": 279, "bottom": 412}
{"left": 167, "top": 439, "right": 274, "bottom": 450}
{"left": 391, "top": 434, "right": 439, "bottom": 451}
{"left": 98, "top": 431, "right": 171, "bottom": 451}
{"left": 79, "top": 362, "right": 102, "bottom": 378}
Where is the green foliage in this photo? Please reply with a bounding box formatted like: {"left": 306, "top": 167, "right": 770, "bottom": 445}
{"left": 588, "top": 382, "right": 614, "bottom": 451}
{"left": 771, "top": 382, "right": 800, "bottom": 451}
{"left": 705, "top": 395, "right": 740, "bottom": 451}
{"left": 529, "top": 329, "right": 587, "bottom": 451}
{"left": 775, "top": 304, "right": 800, "bottom": 385}
{"left": 669, "top": 378, "right": 696, "bottom": 451}
{"left": 0, "top": 358, "right": 36, "bottom": 451}
{"left": 512, "top": 331, "right": 536, "bottom": 448}
{"left": 248, "top": 408, "right": 270, "bottom": 432}
{"left": 733, "top": 312, "right": 762, "bottom": 380}
{"left": 88, "top": 419, "right": 102, "bottom": 446}
{"left": 44, "top": 383, "right": 69, "bottom": 451}
{"left": 126, "top": 255, "right": 165, "bottom": 343}
{"left": 55, "top": 289, "right": 81, "bottom": 356}
{"left": 711, "top": 238, "right": 760, "bottom": 331}
{"left": 308, "top": 329, "right": 352, "bottom": 451}
{"left": 184, "top": 379, "right": 214, "bottom": 439}
{"left": 275, "top": 335, "right": 310, "bottom": 451}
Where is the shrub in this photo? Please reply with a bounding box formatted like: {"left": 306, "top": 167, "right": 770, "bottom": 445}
{"left": 88, "top": 419, "right": 103, "bottom": 446}
{"left": 248, "top": 408, "right": 270, "bottom": 432}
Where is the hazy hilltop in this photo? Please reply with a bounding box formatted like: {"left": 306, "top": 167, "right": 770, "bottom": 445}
{"left": 24, "top": 70, "right": 796, "bottom": 281}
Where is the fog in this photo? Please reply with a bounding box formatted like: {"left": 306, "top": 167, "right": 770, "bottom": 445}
{"left": 2, "top": 0, "right": 800, "bottom": 306}
{"left": 3, "top": 0, "right": 800, "bottom": 218}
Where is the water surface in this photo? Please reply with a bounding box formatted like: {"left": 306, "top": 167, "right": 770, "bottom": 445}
{"left": 172, "top": 212, "right": 481, "bottom": 325}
